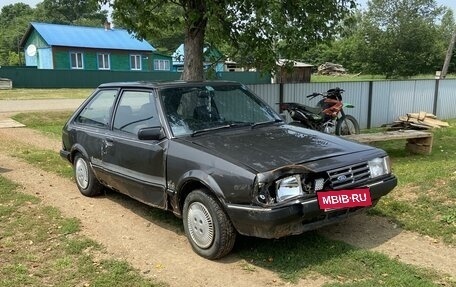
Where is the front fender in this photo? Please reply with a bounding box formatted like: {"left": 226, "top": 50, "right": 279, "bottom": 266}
{"left": 176, "top": 170, "right": 225, "bottom": 202}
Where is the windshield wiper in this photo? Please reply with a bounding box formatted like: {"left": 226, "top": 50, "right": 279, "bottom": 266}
{"left": 251, "top": 119, "right": 282, "bottom": 129}
{"left": 191, "top": 122, "right": 252, "bottom": 137}
{"left": 191, "top": 125, "right": 232, "bottom": 137}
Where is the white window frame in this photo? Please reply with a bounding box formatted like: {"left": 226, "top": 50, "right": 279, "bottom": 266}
{"left": 70, "top": 52, "right": 84, "bottom": 69}
{"left": 130, "top": 54, "right": 142, "bottom": 70}
{"left": 97, "top": 53, "right": 110, "bottom": 70}
{"left": 154, "top": 59, "right": 170, "bottom": 71}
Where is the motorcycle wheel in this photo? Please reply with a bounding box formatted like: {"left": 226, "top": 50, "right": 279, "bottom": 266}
{"left": 335, "top": 115, "right": 360, "bottom": 135}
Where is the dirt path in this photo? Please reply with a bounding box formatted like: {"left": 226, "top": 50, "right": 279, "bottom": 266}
{"left": 1, "top": 122, "right": 456, "bottom": 285}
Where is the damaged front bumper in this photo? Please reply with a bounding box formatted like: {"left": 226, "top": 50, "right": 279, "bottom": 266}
{"left": 225, "top": 175, "right": 397, "bottom": 239}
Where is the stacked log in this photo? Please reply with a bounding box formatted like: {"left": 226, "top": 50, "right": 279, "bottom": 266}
{"left": 386, "top": 112, "right": 449, "bottom": 130}
{"left": 317, "top": 62, "right": 347, "bottom": 75}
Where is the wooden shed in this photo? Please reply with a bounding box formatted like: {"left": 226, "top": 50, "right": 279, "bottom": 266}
{"left": 275, "top": 59, "right": 313, "bottom": 83}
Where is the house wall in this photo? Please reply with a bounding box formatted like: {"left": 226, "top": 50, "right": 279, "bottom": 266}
{"left": 53, "top": 49, "right": 70, "bottom": 69}
{"left": 111, "top": 53, "right": 130, "bottom": 70}
{"left": 23, "top": 30, "right": 49, "bottom": 67}
{"left": 52, "top": 47, "right": 159, "bottom": 71}
{"left": 37, "top": 48, "right": 53, "bottom": 69}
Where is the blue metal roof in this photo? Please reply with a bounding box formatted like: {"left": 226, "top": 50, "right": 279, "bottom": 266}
{"left": 29, "top": 22, "right": 155, "bottom": 52}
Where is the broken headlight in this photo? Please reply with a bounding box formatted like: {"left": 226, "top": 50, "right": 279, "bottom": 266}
{"left": 368, "top": 156, "right": 391, "bottom": 178}
{"left": 275, "top": 175, "right": 303, "bottom": 202}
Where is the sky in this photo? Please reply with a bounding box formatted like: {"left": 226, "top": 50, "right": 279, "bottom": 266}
{"left": 1, "top": 0, "right": 456, "bottom": 14}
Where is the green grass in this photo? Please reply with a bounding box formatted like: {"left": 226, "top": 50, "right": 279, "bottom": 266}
{"left": 12, "top": 147, "right": 73, "bottom": 179}
{"left": 236, "top": 233, "right": 452, "bottom": 285}
{"left": 12, "top": 111, "right": 72, "bottom": 139}
{"left": 366, "top": 120, "right": 456, "bottom": 244}
{"left": 0, "top": 176, "right": 165, "bottom": 287}
{"left": 0, "top": 89, "right": 91, "bottom": 100}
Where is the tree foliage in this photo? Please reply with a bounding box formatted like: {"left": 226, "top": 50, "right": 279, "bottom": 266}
{"left": 0, "top": 3, "right": 34, "bottom": 65}
{"left": 110, "top": 0, "right": 356, "bottom": 80}
{"left": 0, "top": 1, "right": 108, "bottom": 66}
{"left": 301, "top": 0, "right": 453, "bottom": 78}
{"left": 34, "top": 0, "right": 107, "bottom": 26}
{"left": 2, "top": 0, "right": 454, "bottom": 78}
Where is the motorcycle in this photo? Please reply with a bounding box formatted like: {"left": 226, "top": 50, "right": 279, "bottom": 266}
{"left": 280, "top": 87, "right": 360, "bottom": 135}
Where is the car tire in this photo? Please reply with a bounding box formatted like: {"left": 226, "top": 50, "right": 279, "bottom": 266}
{"left": 183, "top": 189, "right": 236, "bottom": 259}
{"left": 73, "top": 153, "right": 103, "bottom": 197}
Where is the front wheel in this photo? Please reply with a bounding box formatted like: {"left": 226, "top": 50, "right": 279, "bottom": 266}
{"left": 183, "top": 189, "right": 236, "bottom": 259}
{"left": 335, "top": 115, "right": 360, "bottom": 135}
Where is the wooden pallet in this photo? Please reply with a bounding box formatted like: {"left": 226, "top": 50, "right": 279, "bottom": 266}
{"left": 343, "top": 130, "right": 433, "bottom": 155}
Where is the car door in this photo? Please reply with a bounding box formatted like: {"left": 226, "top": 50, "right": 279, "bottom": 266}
{"left": 71, "top": 89, "right": 118, "bottom": 181}
{"left": 102, "top": 89, "right": 167, "bottom": 208}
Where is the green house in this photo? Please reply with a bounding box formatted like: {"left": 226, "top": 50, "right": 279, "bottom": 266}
{"left": 20, "top": 22, "right": 172, "bottom": 71}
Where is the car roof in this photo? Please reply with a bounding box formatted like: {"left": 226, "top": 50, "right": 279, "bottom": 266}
{"left": 97, "top": 80, "right": 243, "bottom": 89}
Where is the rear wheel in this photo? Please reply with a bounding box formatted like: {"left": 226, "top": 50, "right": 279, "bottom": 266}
{"left": 336, "top": 115, "right": 360, "bottom": 135}
{"left": 183, "top": 189, "right": 236, "bottom": 259}
{"left": 74, "top": 153, "right": 103, "bottom": 197}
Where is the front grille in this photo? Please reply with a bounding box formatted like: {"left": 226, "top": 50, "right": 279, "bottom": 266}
{"left": 327, "top": 162, "right": 370, "bottom": 189}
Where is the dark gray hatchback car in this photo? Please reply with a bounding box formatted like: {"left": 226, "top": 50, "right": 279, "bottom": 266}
{"left": 60, "top": 81, "right": 397, "bottom": 259}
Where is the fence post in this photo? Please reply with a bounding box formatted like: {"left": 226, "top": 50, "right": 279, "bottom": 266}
{"left": 433, "top": 79, "right": 440, "bottom": 116}
{"left": 367, "top": 81, "right": 373, "bottom": 129}
{"left": 279, "top": 83, "right": 284, "bottom": 112}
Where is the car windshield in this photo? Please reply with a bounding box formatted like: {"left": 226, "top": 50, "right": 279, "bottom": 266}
{"left": 159, "top": 84, "right": 281, "bottom": 136}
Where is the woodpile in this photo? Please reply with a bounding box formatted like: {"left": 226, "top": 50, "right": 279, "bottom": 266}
{"left": 386, "top": 111, "right": 449, "bottom": 130}
{"left": 0, "top": 78, "right": 12, "bottom": 90}
{"left": 317, "top": 62, "right": 347, "bottom": 75}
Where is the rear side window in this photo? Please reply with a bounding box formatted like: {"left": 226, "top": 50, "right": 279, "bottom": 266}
{"left": 113, "top": 90, "right": 160, "bottom": 134}
{"left": 74, "top": 89, "right": 117, "bottom": 128}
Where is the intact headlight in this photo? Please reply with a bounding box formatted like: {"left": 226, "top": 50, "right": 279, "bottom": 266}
{"left": 368, "top": 156, "right": 391, "bottom": 178}
{"left": 275, "top": 175, "right": 303, "bottom": 202}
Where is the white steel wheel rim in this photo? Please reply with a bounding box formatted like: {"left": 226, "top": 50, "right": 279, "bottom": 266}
{"left": 75, "top": 158, "right": 89, "bottom": 189}
{"left": 187, "top": 202, "right": 214, "bottom": 249}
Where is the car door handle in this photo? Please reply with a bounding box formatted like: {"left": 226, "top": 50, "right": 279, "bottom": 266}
{"left": 104, "top": 138, "right": 114, "bottom": 148}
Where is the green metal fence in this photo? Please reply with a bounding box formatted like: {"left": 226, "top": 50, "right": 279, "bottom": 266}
{"left": 0, "top": 67, "right": 271, "bottom": 88}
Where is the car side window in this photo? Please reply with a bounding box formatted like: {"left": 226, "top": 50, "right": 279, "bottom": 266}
{"left": 113, "top": 90, "right": 160, "bottom": 135}
{"left": 74, "top": 89, "right": 117, "bottom": 128}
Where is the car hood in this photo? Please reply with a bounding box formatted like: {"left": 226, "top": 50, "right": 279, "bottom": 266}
{"left": 182, "top": 124, "right": 377, "bottom": 173}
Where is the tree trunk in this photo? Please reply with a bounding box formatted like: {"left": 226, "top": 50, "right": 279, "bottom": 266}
{"left": 181, "top": 1, "right": 207, "bottom": 81}
{"left": 441, "top": 28, "right": 456, "bottom": 79}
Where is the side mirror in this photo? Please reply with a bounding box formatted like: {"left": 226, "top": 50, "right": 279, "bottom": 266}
{"left": 138, "top": 127, "right": 165, "bottom": 141}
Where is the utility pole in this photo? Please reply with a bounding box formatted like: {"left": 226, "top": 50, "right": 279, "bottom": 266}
{"left": 441, "top": 28, "right": 456, "bottom": 79}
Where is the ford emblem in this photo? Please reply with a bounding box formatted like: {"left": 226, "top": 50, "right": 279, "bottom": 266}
{"left": 337, "top": 175, "right": 347, "bottom": 181}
